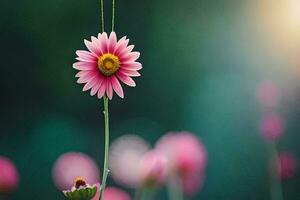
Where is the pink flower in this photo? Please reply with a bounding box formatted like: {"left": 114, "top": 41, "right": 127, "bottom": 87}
{"left": 109, "top": 135, "right": 150, "bottom": 188}
{"left": 260, "top": 114, "right": 284, "bottom": 142}
{"left": 156, "top": 132, "right": 207, "bottom": 195}
{"left": 182, "top": 172, "right": 205, "bottom": 196}
{"left": 156, "top": 132, "right": 207, "bottom": 176}
{"left": 52, "top": 152, "right": 100, "bottom": 190}
{"left": 273, "top": 152, "right": 298, "bottom": 180}
{"left": 0, "top": 156, "right": 19, "bottom": 194}
{"left": 73, "top": 32, "right": 142, "bottom": 99}
{"left": 257, "top": 80, "right": 281, "bottom": 108}
{"left": 138, "top": 150, "right": 166, "bottom": 187}
{"left": 92, "top": 184, "right": 131, "bottom": 200}
{"left": 63, "top": 177, "right": 98, "bottom": 200}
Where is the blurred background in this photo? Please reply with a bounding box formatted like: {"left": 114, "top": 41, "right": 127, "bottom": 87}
{"left": 0, "top": 0, "right": 300, "bottom": 199}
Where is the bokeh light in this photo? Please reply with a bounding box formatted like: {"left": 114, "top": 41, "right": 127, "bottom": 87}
{"left": 0, "top": 156, "right": 19, "bottom": 194}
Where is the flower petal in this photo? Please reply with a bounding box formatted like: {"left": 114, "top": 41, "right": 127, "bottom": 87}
{"left": 117, "top": 73, "right": 136, "bottom": 87}
{"left": 120, "top": 62, "right": 142, "bottom": 71}
{"left": 98, "top": 32, "right": 109, "bottom": 53}
{"left": 114, "top": 38, "right": 129, "bottom": 56}
{"left": 75, "top": 70, "right": 90, "bottom": 78}
{"left": 120, "top": 52, "right": 140, "bottom": 63}
{"left": 83, "top": 76, "right": 99, "bottom": 91}
{"left": 76, "top": 50, "right": 97, "bottom": 61}
{"left": 91, "top": 36, "right": 103, "bottom": 55}
{"left": 118, "top": 45, "right": 134, "bottom": 58}
{"left": 84, "top": 39, "right": 101, "bottom": 56}
{"left": 90, "top": 76, "right": 104, "bottom": 96}
{"left": 111, "top": 76, "right": 124, "bottom": 98}
{"left": 73, "top": 62, "right": 96, "bottom": 70}
{"left": 119, "top": 69, "right": 141, "bottom": 77}
{"left": 106, "top": 79, "right": 113, "bottom": 99}
{"left": 77, "top": 71, "right": 96, "bottom": 83}
{"left": 97, "top": 82, "right": 106, "bottom": 99}
{"left": 108, "top": 32, "right": 117, "bottom": 53}
{"left": 76, "top": 57, "right": 96, "bottom": 62}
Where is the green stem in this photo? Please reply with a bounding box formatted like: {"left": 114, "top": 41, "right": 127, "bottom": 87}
{"left": 167, "top": 176, "right": 184, "bottom": 200}
{"left": 100, "top": 0, "right": 104, "bottom": 32}
{"left": 269, "top": 142, "right": 284, "bottom": 200}
{"left": 99, "top": 95, "right": 110, "bottom": 200}
{"left": 137, "top": 187, "right": 154, "bottom": 200}
{"left": 112, "top": 0, "right": 115, "bottom": 31}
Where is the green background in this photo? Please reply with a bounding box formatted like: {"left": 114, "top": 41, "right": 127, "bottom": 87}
{"left": 1, "top": 0, "right": 300, "bottom": 199}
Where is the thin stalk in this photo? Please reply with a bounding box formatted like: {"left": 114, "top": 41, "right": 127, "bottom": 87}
{"left": 269, "top": 142, "right": 284, "bottom": 200}
{"left": 100, "top": 0, "right": 104, "bottom": 32}
{"left": 137, "top": 187, "right": 154, "bottom": 200}
{"left": 99, "top": 95, "right": 110, "bottom": 200}
{"left": 167, "top": 176, "right": 184, "bottom": 200}
{"left": 112, "top": 0, "right": 115, "bottom": 31}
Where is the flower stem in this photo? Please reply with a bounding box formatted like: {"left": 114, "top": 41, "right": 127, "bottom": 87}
{"left": 269, "top": 142, "right": 284, "bottom": 200}
{"left": 112, "top": 0, "right": 115, "bottom": 31}
{"left": 100, "top": 0, "right": 104, "bottom": 32}
{"left": 167, "top": 176, "right": 184, "bottom": 200}
{"left": 99, "top": 95, "right": 110, "bottom": 200}
{"left": 135, "top": 187, "right": 154, "bottom": 200}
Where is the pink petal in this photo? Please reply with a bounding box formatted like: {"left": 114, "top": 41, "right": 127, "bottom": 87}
{"left": 118, "top": 45, "right": 134, "bottom": 58}
{"left": 77, "top": 72, "right": 96, "bottom": 84}
{"left": 83, "top": 76, "right": 99, "bottom": 91}
{"left": 106, "top": 79, "right": 113, "bottom": 99}
{"left": 120, "top": 62, "right": 142, "bottom": 71}
{"left": 90, "top": 77, "right": 104, "bottom": 96}
{"left": 119, "top": 69, "right": 141, "bottom": 77}
{"left": 111, "top": 76, "right": 124, "bottom": 98}
{"left": 91, "top": 36, "right": 103, "bottom": 55}
{"left": 114, "top": 38, "right": 129, "bottom": 56}
{"left": 108, "top": 32, "right": 117, "bottom": 53}
{"left": 76, "top": 50, "right": 97, "bottom": 61}
{"left": 76, "top": 57, "right": 96, "bottom": 62}
{"left": 117, "top": 73, "right": 136, "bottom": 87}
{"left": 120, "top": 52, "right": 140, "bottom": 63}
{"left": 75, "top": 70, "right": 91, "bottom": 78}
{"left": 84, "top": 39, "right": 101, "bottom": 56}
{"left": 73, "top": 62, "right": 96, "bottom": 70}
{"left": 97, "top": 82, "right": 106, "bottom": 99}
{"left": 98, "top": 32, "right": 109, "bottom": 53}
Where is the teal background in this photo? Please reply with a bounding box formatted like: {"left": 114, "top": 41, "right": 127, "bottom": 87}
{"left": 1, "top": 0, "right": 300, "bottom": 199}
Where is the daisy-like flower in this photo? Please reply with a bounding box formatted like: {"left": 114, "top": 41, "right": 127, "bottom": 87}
{"left": 63, "top": 177, "right": 97, "bottom": 200}
{"left": 73, "top": 32, "right": 142, "bottom": 99}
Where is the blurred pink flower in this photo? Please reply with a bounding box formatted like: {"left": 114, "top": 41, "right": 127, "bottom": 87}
{"left": 92, "top": 184, "right": 131, "bottom": 200}
{"left": 182, "top": 172, "right": 205, "bottom": 196}
{"left": 73, "top": 32, "right": 142, "bottom": 99}
{"left": 52, "top": 152, "right": 100, "bottom": 190}
{"left": 156, "top": 132, "right": 207, "bottom": 176}
{"left": 109, "top": 135, "right": 150, "bottom": 188}
{"left": 260, "top": 114, "right": 284, "bottom": 142}
{"left": 257, "top": 80, "right": 281, "bottom": 108}
{"left": 0, "top": 156, "right": 19, "bottom": 194}
{"left": 156, "top": 132, "right": 207, "bottom": 195}
{"left": 138, "top": 150, "right": 166, "bottom": 187}
{"left": 274, "top": 152, "right": 298, "bottom": 180}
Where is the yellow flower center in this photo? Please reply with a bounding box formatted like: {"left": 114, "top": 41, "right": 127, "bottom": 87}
{"left": 74, "top": 176, "right": 87, "bottom": 188}
{"left": 97, "top": 53, "right": 120, "bottom": 76}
